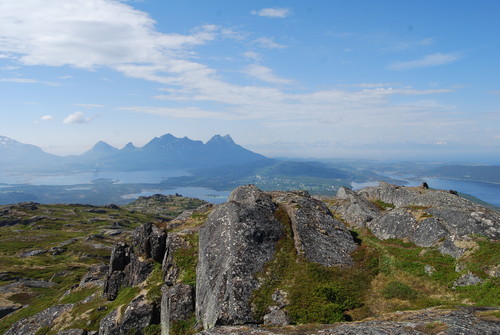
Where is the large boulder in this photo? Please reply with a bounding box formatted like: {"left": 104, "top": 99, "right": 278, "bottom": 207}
{"left": 133, "top": 222, "right": 167, "bottom": 263}
{"left": 99, "top": 295, "right": 159, "bottom": 335}
{"left": 331, "top": 186, "right": 381, "bottom": 228}
{"left": 196, "top": 185, "right": 283, "bottom": 329}
{"left": 271, "top": 191, "right": 357, "bottom": 266}
{"left": 161, "top": 283, "right": 195, "bottom": 335}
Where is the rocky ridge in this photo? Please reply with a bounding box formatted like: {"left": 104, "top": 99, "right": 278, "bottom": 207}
{"left": 330, "top": 182, "right": 500, "bottom": 258}
{"left": 1, "top": 183, "right": 499, "bottom": 334}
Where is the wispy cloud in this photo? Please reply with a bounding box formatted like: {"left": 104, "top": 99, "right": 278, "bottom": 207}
{"left": 0, "top": 77, "right": 58, "bottom": 86}
{"left": 389, "top": 53, "right": 461, "bottom": 70}
{"left": 41, "top": 115, "right": 54, "bottom": 121}
{"left": 252, "top": 37, "right": 287, "bottom": 49}
{"left": 489, "top": 91, "right": 500, "bottom": 95}
{"left": 387, "top": 37, "right": 435, "bottom": 52}
{"left": 63, "top": 111, "right": 92, "bottom": 124}
{"left": 117, "top": 106, "right": 235, "bottom": 120}
{"left": 243, "top": 64, "right": 295, "bottom": 85}
{"left": 251, "top": 8, "right": 291, "bottom": 18}
{"left": 74, "top": 103, "right": 105, "bottom": 108}
{"left": 243, "top": 51, "right": 262, "bottom": 61}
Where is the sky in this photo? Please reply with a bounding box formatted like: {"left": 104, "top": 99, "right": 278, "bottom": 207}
{"left": 0, "top": 0, "right": 499, "bottom": 161}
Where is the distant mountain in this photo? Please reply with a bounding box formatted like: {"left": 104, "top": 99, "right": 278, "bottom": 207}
{"left": 0, "top": 136, "right": 62, "bottom": 172}
{"left": 427, "top": 165, "right": 500, "bottom": 184}
{"left": 0, "top": 133, "right": 271, "bottom": 173}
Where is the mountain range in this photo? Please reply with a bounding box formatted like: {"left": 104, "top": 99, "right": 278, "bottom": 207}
{"left": 0, "top": 134, "right": 269, "bottom": 172}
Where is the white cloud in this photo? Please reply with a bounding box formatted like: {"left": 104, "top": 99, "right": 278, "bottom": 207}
{"left": 41, "top": 115, "right": 53, "bottom": 121}
{"left": 389, "top": 53, "right": 461, "bottom": 70}
{"left": 243, "top": 64, "right": 295, "bottom": 85}
{"left": 0, "top": 0, "right": 471, "bottom": 146}
{"left": 0, "top": 0, "right": 219, "bottom": 69}
{"left": 252, "top": 37, "right": 287, "bottom": 49}
{"left": 0, "top": 77, "right": 58, "bottom": 86}
{"left": 251, "top": 8, "right": 291, "bottom": 18}
{"left": 63, "top": 111, "right": 92, "bottom": 124}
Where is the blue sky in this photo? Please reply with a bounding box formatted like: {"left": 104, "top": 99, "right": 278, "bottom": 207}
{"left": 0, "top": 0, "right": 499, "bottom": 161}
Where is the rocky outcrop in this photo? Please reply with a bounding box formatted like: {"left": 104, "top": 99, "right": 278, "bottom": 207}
{"left": 79, "top": 263, "right": 108, "bottom": 287}
{"left": 99, "top": 295, "right": 159, "bottom": 335}
{"left": 196, "top": 185, "right": 358, "bottom": 330}
{"left": 271, "top": 191, "right": 356, "bottom": 266}
{"left": 196, "top": 185, "right": 283, "bottom": 329}
{"left": 162, "top": 233, "right": 189, "bottom": 285}
{"left": 133, "top": 222, "right": 167, "bottom": 263}
{"left": 161, "top": 283, "right": 195, "bottom": 335}
{"left": 104, "top": 228, "right": 158, "bottom": 300}
{"left": 5, "top": 304, "right": 74, "bottom": 335}
{"left": 194, "top": 307, "right": 500, "bottom": 335}
{"left": 334, "top": 182, "right": 500, "bottom": 258}
{"left": 331, "top": 187, "right": 380, "bottom": 227}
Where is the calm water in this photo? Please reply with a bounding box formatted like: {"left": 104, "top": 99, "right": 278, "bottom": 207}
{"left": 0, "top": 170, "right": 189, "bottom": 185}
{"left": 353, "top": 175, "right": 500, "bottom": 207}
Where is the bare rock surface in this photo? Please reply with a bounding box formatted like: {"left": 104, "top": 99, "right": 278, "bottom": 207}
{"left": 331, "top": 187, "right": 380, "bottom": 228}
{"left": 99, "top": 295, "right": 159, "bottom": 335}
{"left": 194, "top": 307, "right": 500, "bottom": 335}
{"left": 333, "top": 182, "right": 500, "bottom": 257}
{"left": 161, "top": 283, "right": 195, "bottom": 335}
{"left": 5, "top": 304, "right": 74, "bottom": 335}
{"left": 196, "top": 185, "right": 358, "bottom": 330}
{"left": 196, "top": 185, "right": 283, "bottom": 329}
{"left": 271, "top": 191, "right": 356, "bottom": 266}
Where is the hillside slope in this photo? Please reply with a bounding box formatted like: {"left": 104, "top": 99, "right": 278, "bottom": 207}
{"left": 0, "top": 184, "right": 498, "bottom": 334}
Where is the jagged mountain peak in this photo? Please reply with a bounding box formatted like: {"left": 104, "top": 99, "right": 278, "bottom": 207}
{"left": 89, "top": 141, "right": 118, "bottom": 152}
{"left": 206, "top": 134, "right": 235, "bottom": 146}
{"left": 122, "top": 142, "right": 137, "bottom": 151}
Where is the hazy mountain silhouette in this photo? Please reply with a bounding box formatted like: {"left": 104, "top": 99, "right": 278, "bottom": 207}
{"left": 0, "top": 134, "right": 270, "bottom": 172}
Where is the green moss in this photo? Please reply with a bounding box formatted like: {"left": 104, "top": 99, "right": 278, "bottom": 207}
{"left": 146, "top": 262, "right": 164, "bottom": 303}
{"left": 34, "top": 326, "right": 51, "bottom": 335}
{"left": 370, "top": 199, "right": 395, "bottom": 210}
{"left": 59, "top": 286, "right": 100, "bottom": 304}
{"left": 144, "top": 324, "right": 161, "bottom": 335}
{"left": 382, "top": 281, "right": 418, "bottom": 300}
{"left": 455, "top": 278, "right": 500, "bottom": 306}
{"left": 170, "top": 315, "right": 197, "bottom": 335}
{"left": 173, "top": 234, "right": 199, "bottom": 286}
{"left": 252, "top": 206, "right": 379, "bottom": 324}
{"left": 464, "top": 239, "right": 500, "bottom": 278}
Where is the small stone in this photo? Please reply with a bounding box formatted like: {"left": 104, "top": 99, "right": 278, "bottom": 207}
{"left": 263, "top": 309, "right": 291, "bottom": 326}
{"left": 453, "top": 273, "right": 483, "bottom": 287}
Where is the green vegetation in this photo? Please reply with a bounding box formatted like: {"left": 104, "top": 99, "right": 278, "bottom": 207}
{"left": 145, "top": 262, "right": 164, "bottom": 304}
{"left": 144, "top": 324, "right": 161, "bottom": 335}
{"left": 172, "top": 234, "right": 199, "bottom": 286}
{"left": 370, "top": 199, "right": 395, "bottom": 210}
{"left": 382, "top": 281, "right": 418, "bottom": 300}
{"left": 170, "top": 316, "right": 197, "bottom": 335}
{"left": 252, "top": 207, "right": 379, "bottom": 324}
{"left": 0, "top": 198, "right": 203, "bottom": 334}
